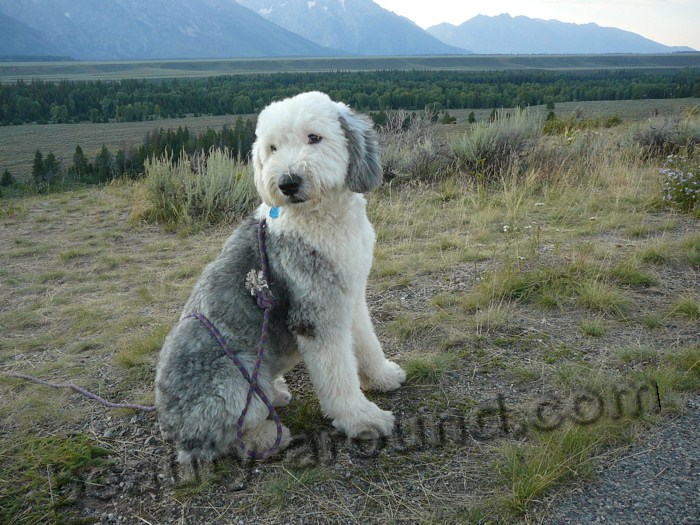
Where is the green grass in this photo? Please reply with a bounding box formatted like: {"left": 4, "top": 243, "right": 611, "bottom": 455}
{"left": 463, "top": 259, "right": 638, "bottom": 315}
{"left": 640, "top": 314, "right": 664, "bottom": 329}
{"left": 511, "top": 365, "right": 543, "bottom": 383}
{"left": 576, "top": 279, "right": 632, "bottom": 315}
{"left": 634, "top": 233, "right": 700, "bottom": 267}
{"left": 114, "top": 323, "right": 170, "bottom": 368}
{"left": 579, "top": 317, "right": 608, "bottom": 337}
{"left": 278, "top": 393, "right": 325, "bottom": 435}
{"left": 496, "top": 418, "right": 635, "bottom": 516}
{"left": 609, "top": 260, "right": 658, "bottom": 287}
{"left": 666, "top": 295, "right": 700, "bottom": 320}
{"left": 665, "top": 345, "right": 700, "bottom": 385}
{"left": 0, "top": 434, "right": 111, "bottom": 524}
{"left": 386, "top": 313, "right": 443, "bottom": 342}
{"left": 493, "top": 363, "right": 670, "bottom": 519}
{"left": 680, "top": 234, "right": 700, "bottom": 266}
{"left": 403, "top": 353, "right": 458, "bottom": 384}
{"left": 259, "top": 467, "right": 327, "bottom": 510}
{"left": 615, "top": 345, "right": 659, "bottom": 364}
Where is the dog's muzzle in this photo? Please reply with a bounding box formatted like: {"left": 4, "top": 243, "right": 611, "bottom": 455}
{"left": 278, "top": 172, "right": 303, "bottom": 200}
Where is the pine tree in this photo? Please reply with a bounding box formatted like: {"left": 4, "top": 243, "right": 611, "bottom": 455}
{"left": 1, "top": 169, "right": 15, "bottom": 187}
{"left": 32, "top": 149, "right": 45, "bottom": 184}
{"left": 95, "top": 145, "right": 113, "bottom": 182}
{"left": 115, "top": 150, "right": 126, "bottom": 178}
{"left": 44, "top": 151, "right": 60, "bottom": 184}
{"left": 73, "top": 145, "right": 88, "bottom": 180}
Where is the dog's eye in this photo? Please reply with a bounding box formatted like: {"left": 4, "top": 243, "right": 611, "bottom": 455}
{"left": 307, "top": 134, "right": 322, "bottom": 145}
{"left": 270, "top": 145, "right": 277, "bottom": 153}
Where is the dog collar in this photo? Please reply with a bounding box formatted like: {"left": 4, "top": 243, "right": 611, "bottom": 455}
{"left": 269, "top": 206, "right": 281, "bottom": 219}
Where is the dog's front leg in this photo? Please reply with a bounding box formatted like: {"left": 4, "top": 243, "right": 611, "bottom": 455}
{"left": 298, "top": 328, "right": 395, "bottom": 439}
{"left": 352, "top": 297, "right": 406, "bottom": 392}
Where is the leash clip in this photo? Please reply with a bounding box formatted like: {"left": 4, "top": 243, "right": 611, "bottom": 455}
{"left": 245, "top": 269, "right": 275, "bottom": 309}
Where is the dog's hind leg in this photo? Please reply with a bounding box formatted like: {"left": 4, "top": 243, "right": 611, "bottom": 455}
{"left": 352, "top": 297, "right": 406, "bottom": 392}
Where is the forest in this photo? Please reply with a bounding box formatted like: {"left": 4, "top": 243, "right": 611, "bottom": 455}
{"left": 2, "top": 69, "right": 699, "bottom": 126}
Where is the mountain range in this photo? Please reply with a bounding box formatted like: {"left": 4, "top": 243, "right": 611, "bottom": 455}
{"left": 0, "top": 1, "right": 693, "bottom": 60}
{"left": 427, "top": 14, "right": 694, "bottom": 55}
{"left": 236, "top": 0, "right": 463, "bottom": 56}
{"left": 0, "top": 0, "right": 334, "bottom": 60}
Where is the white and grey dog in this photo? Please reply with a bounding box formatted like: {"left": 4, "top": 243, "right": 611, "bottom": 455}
{"left": 155, "top": 91, "right": 406, "bottom": 466}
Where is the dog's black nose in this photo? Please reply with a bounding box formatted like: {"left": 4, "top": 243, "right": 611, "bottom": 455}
{"left": 278, "top": 172, "right": 302, "bottom": 196}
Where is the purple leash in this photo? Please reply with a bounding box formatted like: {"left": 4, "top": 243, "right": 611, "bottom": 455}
{"left": 6, "top": 372, "right": 157, "bottom": 412}
{"left": 8, "top": 218, "right": 283, "bottom": 460}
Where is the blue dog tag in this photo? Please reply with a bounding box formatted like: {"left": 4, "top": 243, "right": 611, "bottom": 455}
{"left": 269, "top": 206, "right": 281, "bottom": 219}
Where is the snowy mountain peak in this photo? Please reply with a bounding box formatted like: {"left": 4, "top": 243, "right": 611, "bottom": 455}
{"left": 236, "top": 0, "right": 467, "bottom": 55}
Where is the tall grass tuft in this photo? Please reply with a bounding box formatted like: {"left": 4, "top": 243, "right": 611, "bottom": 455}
{"left": 497, "top": 419, "right": 628, "bottom": 515}
{"left": 132, "top": 147, "right": 257, "bottom": 232}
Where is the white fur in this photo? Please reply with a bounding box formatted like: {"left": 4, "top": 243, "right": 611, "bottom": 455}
{"left": 253, "top": 92, "right": 406, "bottom": 439}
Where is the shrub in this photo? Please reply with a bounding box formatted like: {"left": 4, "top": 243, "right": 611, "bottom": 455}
{"left": 631, "top": 117, "right": 700, "bottom": 159}
{"left": 134, "top": 147, "right": 257, "bottom": 231}
{"left": 449, "top": 109, "right": 543, "bottom": 180}
{"left": 544, "top": 113, "right": 622, "bottom": 135}
{"left": 377, "top": 108, "right": 453, "bottom": 182}
{"left": 660, "top": 154, "right": 699, "bottom": 213}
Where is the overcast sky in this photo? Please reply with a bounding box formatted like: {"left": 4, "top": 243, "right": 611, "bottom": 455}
{"left": 372, "top": 0, "right": 699, "bottom": 51}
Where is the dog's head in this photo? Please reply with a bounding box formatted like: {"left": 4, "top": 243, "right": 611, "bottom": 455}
{"left": 252, "top": 91, "right": 382, "bottom": 208}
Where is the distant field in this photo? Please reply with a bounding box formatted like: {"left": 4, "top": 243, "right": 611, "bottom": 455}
{"left": 455, "top": 97, "right": 700, "bottom": 122}
{"left": 1, "top": 53, "right": 699, "bottom": 82}
{"left": 0, "top": 114, "right": 249, "bottom": 181}
{"left": 1, "top": 98, "right": 698, "bottom": 181}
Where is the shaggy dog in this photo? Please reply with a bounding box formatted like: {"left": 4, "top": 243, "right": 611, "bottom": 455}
{"left": 155, "top": 91, "right": 406, "bottom": 466}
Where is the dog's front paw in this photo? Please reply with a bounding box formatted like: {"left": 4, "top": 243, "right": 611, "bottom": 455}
{"left": 360, "top": 360, "right": 406, "bottom": 392}
{"left": 332, "top": 400, "right": 395, "bottom": 439}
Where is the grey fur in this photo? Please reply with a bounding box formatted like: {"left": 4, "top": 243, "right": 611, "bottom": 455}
{"left": 155, "top": 217, "right": 347, "bottom": 464}
{"left": 338, "top": 107, "right": 383, "bottom": 193}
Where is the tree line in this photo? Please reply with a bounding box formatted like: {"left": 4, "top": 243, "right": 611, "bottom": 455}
{"left": 1, "top": 69, "right": 698, "bottom": 125}
{"left": 21, "top": 117, "right": 255, "bottom": 188}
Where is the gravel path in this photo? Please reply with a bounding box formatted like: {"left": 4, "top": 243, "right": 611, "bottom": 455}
{"left": 542, "top": 395, "right": 699, "bottom": 525}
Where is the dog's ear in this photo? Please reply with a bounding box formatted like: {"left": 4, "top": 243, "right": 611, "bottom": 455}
{"left": 337, "top": 104, "right": 382, "bottom": 193}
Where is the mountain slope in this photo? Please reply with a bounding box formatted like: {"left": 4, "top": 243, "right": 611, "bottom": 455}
{"left": 428, "top": 14, "right": 695, "bottom": 55}
{"left": 237, "top": 0, "right": 469, "bottom": 55}
{"left": 0, "top": 12, "right": 70, "bottom": 58}
{"left": 0, "top": 0, "right": 335, "bottom": 60}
